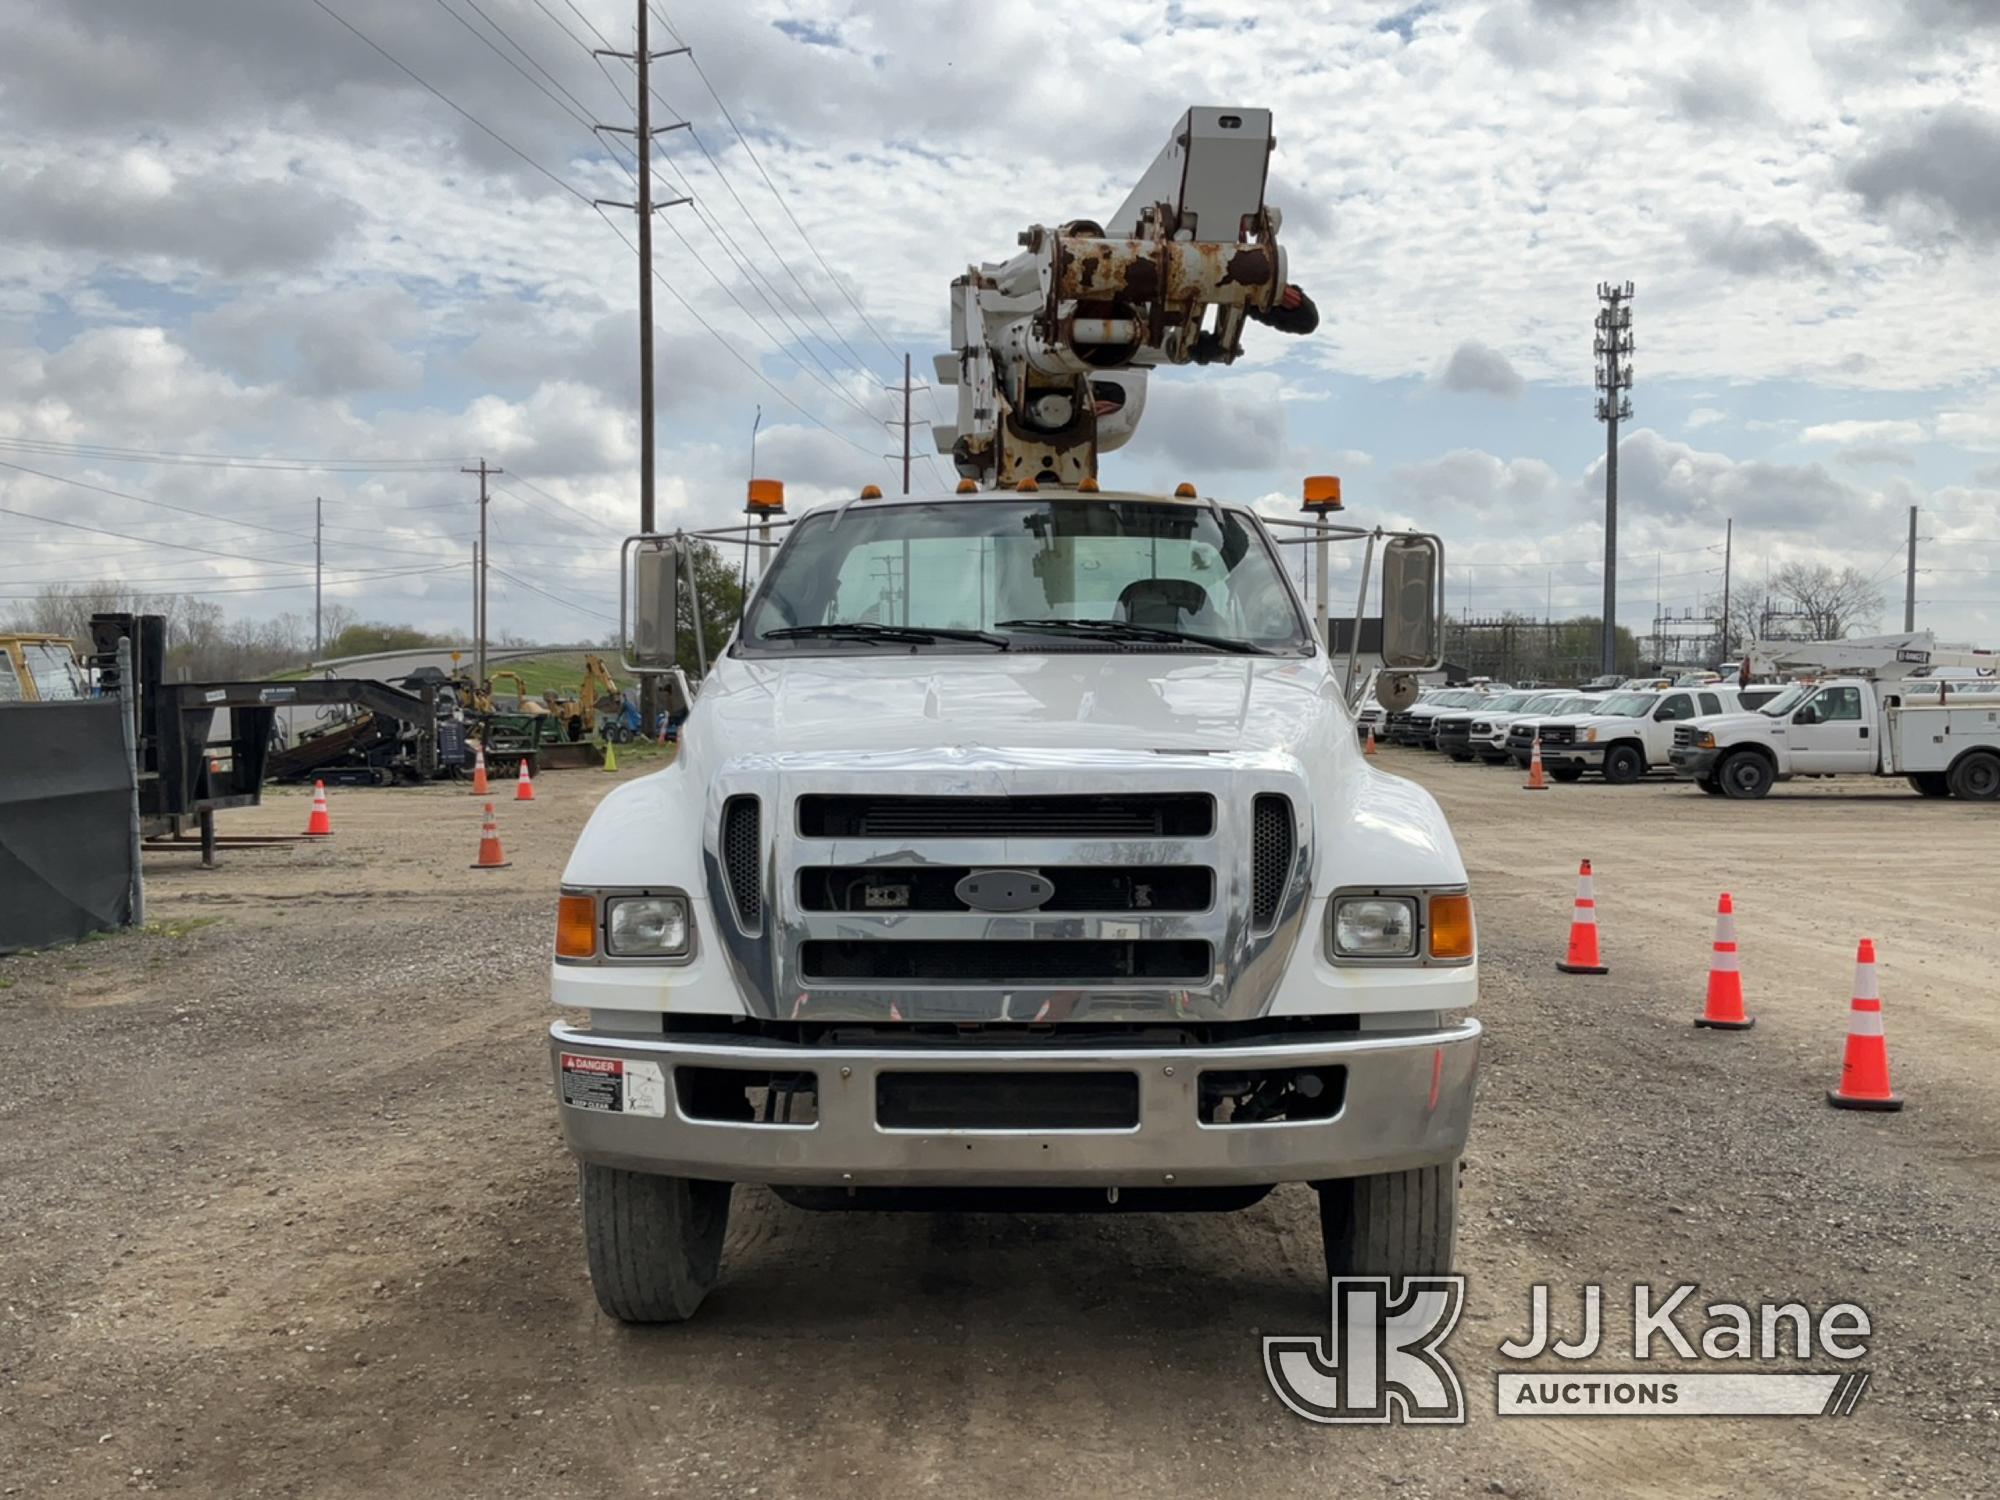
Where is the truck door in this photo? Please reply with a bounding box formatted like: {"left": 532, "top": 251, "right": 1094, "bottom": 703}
{"left": 1648, "top": 692, "right": 1697, "bottom": 756}
{"left": 1787, "top": 685, "right": 1875, "bottom": 773}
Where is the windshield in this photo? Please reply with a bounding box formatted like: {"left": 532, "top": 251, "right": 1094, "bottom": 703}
{"left": 1594, "top": 692, "right": 1657, "bottom": 717}
{"left": 23, "top": 643, "right": 82, "bottom": 700}
{"left": 1522, "top": 693, "right": 1565, "bottom": 712}
{"left": 1759, "top": 683, "right": 1811, "bottom": 717}
{"left": 1488, "top": 693, "right": 1533, "bottom": 711}
{"left": 743, "top": 499, "right": 1308, "bottom": 654}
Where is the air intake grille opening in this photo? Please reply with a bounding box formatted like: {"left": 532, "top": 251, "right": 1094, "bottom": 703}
{"left": 800, "top": 939, "right": 1210, "bottom": 984}
{"left": 797, "top": 793, "right": 1212, "bottom": 840}
{"left": 1251, "top": 794, "right": 1294, "bottom": 931}
{"left": 721, "top": 796, "right": 762, "bottom": 934}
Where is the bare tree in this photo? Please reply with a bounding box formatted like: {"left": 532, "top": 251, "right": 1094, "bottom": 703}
{"left": 1770, "top": 562, "right": 1885, "bottom": 640}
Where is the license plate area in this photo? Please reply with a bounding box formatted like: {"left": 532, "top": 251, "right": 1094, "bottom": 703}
{"left": 875, "top": 1070, "right": 1140, "bottom": 1131}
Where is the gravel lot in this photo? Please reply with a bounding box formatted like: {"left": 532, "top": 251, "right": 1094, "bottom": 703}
{"left": 3, "top": 756, "right": 1996, "bottom": 1497}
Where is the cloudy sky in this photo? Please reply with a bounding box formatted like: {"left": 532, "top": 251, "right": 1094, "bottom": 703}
{"left": 2, "top": 0, "right": 1998, "bottom": 649}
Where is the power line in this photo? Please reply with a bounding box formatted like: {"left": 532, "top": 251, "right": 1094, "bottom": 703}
{"left": 0, "top": 458, "right": 317, "bottom": 542}
{"left": 592, "top": 205, "right": 877, "bottom": 453}
{"left": 656, "top": 5, "right": 910, "bottom": 384}
{"left": 310, "top": 0, "right": 595, "bottom": 206}
{"left": 0, "top": 436, "right": 465, "bottom": 472}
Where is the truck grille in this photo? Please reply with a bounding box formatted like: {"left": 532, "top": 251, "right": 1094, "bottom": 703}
{"left": 1673, "top": 725, "right": 1698, "bottom": 748}
{"left": 1541, "top": 725, "right": 1576, "bottom": 745}
{"left": 721, "top": 795, "right": 763, "bottom": 934}
{"left": 800, "top": 939, "right": 1211, "bottom": 984}
{"left": 797, "top": 793, "right": 1212, "bottom": 839}
{"left": 797, "top": 865, "right": 1212, "bottom": 913}
{"left": 1250, "top": 795, "right": 1293, "bottom": 931}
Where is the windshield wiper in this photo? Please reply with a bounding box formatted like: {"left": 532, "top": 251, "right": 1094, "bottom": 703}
{"left": 760, "top": 622, "right": 1010, "bottom": 649}
{"left": 995, "top": 618, "right": 1275, "bottom": 656}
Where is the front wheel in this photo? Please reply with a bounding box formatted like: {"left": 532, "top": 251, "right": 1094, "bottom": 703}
{"left": 1719, "top": 751, "right": 1774, "bottom": 800}
{"left": 1948, "top": 750, "right": 2000, "bottom": 801}
{"left": 1549, "top": 766, "right": 1585, "bottom": 783}
{"left": 1601, "top": 743, "right": 1646, "bottom": 784}
{"left": 1318, "top": 1163, "right": 1457, "bottom": 1281}
{"left": 1907, "top": 772, "right": 1952, "bottom": 799}
{"left": 580, "top": 1164, "right": 732, "bottom": 1323}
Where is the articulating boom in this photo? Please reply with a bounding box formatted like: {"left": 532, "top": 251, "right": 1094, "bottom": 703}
{"left": 933, "top": 107, "right": 1313, "bottom": 489}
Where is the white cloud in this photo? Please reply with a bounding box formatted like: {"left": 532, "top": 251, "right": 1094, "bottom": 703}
{"left": 1685, "top": 407, "right": 1727, "bottom": 430}
{"left": 1799, "top": 419, "right": 1928, "bottom": 446}
{"left": 1434, "top": 341, "right": 1526, "bottom": 398}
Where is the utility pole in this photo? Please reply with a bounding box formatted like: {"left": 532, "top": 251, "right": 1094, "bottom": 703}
{"left": 596, "top": 4, "right": 690, "bottom": 728}
{"left": 314, "top": 495, "right": 323, "bottom": 660}
{"left": 1593, "top": 281, "right": 1635, "bottom": 674}
{"left": 881, "top": 354, "right": 931, "bottom": 494}
{"left": 462, "top": 459, "right": 500, "bottom": 687}
{"left": 1905, "top": 504, "right": 1918, "bottom": 632}
{"left": 1719, "top": 517, "right": 1733, "bottom": 667}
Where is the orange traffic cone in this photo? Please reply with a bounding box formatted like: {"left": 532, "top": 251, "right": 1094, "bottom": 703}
{"left": 1694, "top": 892, "right": 1754, "bottom": 1030}
{"left": 303, "top": 780, "right": 333, "bottom": 837}
{"left": 1827, "top": 939, "right": 1902, "bottom": 1111}
{"left": 470, "top": 802, "right": 510, "bottom": 870}
{"left": 470, "top": 743, "right": 489, "bottom": 796}
{"left": 1365, "top": 724, "right": 1379, "bottom": 756}
{"left": 1555, "top": 858, "right": 1608, "bottom": 974}
{"left": 1524, "top": 736, "right": 1548, "bottom": 791}
{"left": 515, "top": 759, "right": 535, "bottom": 802}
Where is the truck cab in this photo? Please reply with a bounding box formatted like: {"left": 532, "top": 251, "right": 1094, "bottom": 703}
{"left": 548, "top": 485, "right": 1479, "bottom": 1322}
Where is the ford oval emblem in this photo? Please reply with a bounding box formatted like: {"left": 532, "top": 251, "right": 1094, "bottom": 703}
{"left": 955, "top": 869, "right": 1053, "bottom": 913}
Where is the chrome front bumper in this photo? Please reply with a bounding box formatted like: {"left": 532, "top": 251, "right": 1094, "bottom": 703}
{"left": 548, "top": 1019, "right": 1481, "bottom": 1188}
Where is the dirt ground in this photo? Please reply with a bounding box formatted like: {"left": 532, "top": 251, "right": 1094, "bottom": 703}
{"left": 3, "top": 755, "right": 1996, "bottom": 1498}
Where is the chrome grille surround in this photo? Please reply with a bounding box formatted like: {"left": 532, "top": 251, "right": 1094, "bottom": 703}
{"left": 701, "top": 747, "right": 1313, "bottom": 1025}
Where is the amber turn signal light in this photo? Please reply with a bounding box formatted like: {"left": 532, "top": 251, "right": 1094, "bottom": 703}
{"left": 556, "top": 894, "right": 597, "bottom": 959}
{"left": 1428, "top": 894, "right": 1474, "bottom": 960}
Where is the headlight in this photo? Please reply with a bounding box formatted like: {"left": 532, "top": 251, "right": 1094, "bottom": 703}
{"left": 605, "top": 895, "right": 691, "bottom": 957}
{"left": 1332, "top": 896, "right": 1418, "bottom": 958}
{"left": 1697, "top": 731, "right": 1716, "bottom": 749}
{"left": 1584, "top": 727, "right": 1598, "bottom": 743}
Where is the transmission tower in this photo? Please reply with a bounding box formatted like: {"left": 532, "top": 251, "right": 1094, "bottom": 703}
{"left": 1593, "top": 281, "right": 1635, "bottom": 674}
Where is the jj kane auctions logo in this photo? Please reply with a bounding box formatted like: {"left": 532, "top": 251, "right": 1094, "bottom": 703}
{"left": 1266, "top": 1280, "right": 1874, "bottom": 1423}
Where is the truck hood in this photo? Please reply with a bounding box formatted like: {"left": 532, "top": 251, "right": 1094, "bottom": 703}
{"left": 687, "top": 651, "right": 1339, "bottom": 765}
{"left": 1686, "top": 710, "right": 1781, "bottom": 739}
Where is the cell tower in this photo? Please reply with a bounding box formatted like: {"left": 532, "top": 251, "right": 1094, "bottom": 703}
{"left": 1593, "top": 282, "right": 1635, "bottom": 675}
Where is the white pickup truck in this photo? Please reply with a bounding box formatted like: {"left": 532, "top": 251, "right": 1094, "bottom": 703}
{"left": 1671, "top": 677, "right": 2000, "bottom": 799}
{"left": 1536, "top": 685, "right": 1752, "bottom": 784}
{"left": 544, "top": 110, "right": 1483, "bottom": 1323}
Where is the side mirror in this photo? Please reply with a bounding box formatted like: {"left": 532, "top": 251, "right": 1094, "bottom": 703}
{"left": 629, "top": 541, "right": 679, "bottom": 672}
{"left": 1380, "top": 536, "right": 1442, "bottom": 670}
{"left": 1793, "top": 704, "right": 1818, "bottom": 725}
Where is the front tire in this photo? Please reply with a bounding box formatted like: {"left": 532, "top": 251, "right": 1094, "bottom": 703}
{"left": 1907, "top": 771, "right": 1952, "bottom": 799}
{"left": 1601, "top": 743, "right": 1645, "bottom": 784}
{"left": 1719, "top": 751, "right": 1774, "bottom": 800}
{"left": 580, "top": 1165, "right": 732, "bottom": 1323}
{"left": 1318, "top": 1164, "right": 1457, "bottom": 1281}
{"left": 1549, "top": 766, "right": 1584, "bottom": 783}
{"left": 1948, "top": 750, "right": 2000, "bottom": 801}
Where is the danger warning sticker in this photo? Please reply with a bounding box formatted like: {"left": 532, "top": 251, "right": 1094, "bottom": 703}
{"left": 558, "top": 1053, "right": 666, "bottom": 1117}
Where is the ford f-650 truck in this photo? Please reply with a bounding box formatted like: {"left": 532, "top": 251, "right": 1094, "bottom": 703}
{"left": 546, "top": 110, "right": 1480, "bottom": 1322}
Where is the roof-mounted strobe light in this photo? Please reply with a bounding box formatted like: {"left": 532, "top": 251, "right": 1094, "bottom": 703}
{"left": 1302, "top": 475, "right": 1343, "bottom": 513}
{"left": 746, "top": 478, "right": 787, "bottom": 516}
{"left": 858, "top": 484, "right": 883, "bottom": 500}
